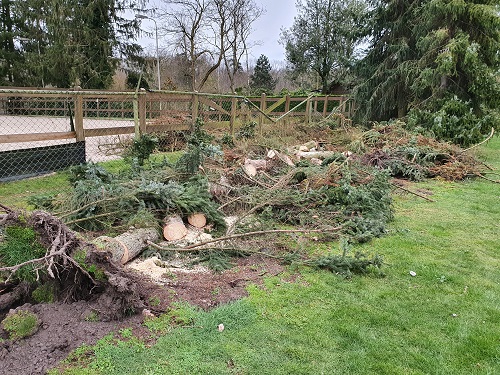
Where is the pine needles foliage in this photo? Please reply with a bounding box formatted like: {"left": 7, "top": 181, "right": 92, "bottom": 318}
{"left": 303, "top": 251, "right": 384, "bottom": 278}
{"left": 355, "top": 0, "right": 500, "bottom": 146}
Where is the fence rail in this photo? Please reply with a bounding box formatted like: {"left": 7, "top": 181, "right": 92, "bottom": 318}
{"left": 0, "top": 88, "right": 353, "bottom": 181}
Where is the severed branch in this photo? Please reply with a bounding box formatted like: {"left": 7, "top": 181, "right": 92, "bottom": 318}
{"left": 474, "top": 173, "right": 500, "bottom": 184}
{"left": 391, "top": 182, "right": 435, "bottom": 202}
{"left": 147, "top": 226, "right": 343, "bottom": 252}
{"left": 146, "top": 242, "right": 286, "bottom": 260}
{"left": 460, "top": 128, "right": 495, "bottom": 154}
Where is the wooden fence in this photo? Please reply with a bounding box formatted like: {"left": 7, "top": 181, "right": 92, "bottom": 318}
{"left": 0, "top": 88, "right": 353, "bottom": 180}
{"left": 0, "top": 88, "right": 353, "bottom": 145}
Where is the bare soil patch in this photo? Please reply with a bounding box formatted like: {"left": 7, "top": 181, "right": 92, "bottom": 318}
{"left": 0, "top": 254, "right": 284, "bottom": 375}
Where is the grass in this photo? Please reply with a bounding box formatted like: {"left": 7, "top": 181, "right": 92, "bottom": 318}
{"left": 0, "top": 151, "right": 182, "bottom": 209}
{"left": 48, "top": 137, "right": 500, "bottom": 374}
{"left": 1, "top": 310, "right": 40, "bottom": 340}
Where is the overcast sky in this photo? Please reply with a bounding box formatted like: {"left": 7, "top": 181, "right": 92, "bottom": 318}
{"left": 138, "top": 0, "right": 297, "bottom": 62}
{"left": 246, "top": 0, "right": 297, "bottom": 61}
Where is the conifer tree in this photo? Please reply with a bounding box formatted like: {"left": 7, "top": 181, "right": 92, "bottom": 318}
{"left": 355, "top": 0, "right": 500, "bottom": 145}
{"left": 250, "top": 54, "right": 276, "bottom": 94}
{"left": 407, "top": 0, "right": 500, "bottom": 145}
{"left": 0, "top": 0, "right": 146, "bottom": 88}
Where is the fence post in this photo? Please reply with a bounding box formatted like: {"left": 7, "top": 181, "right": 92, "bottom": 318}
{"left": 74, "top": 93, "right": 85, "bottom": 142}
{"left": 230, "top": 96, "right": 237, "bottom": 136}
{"left": 138, "top": 93, "right": 147, "bottom": 134}
{"left": 323, "top": 96, "right": 329, "bottom": 117}
{"left": 259, "top": 93, "right": 266, "bottom": 130}
{"left": 284, "top": 95, "right": 291, "bottom": 126}
{"left": 192, "top": 93, "right": 199, "bottom": 129}
{"left": 305, "top": 97, "right": 311, "bottom": 124}
{"left": 133, "top": 93, "right": 140, "bottom": 138}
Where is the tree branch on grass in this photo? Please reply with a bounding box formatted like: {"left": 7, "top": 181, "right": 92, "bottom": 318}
{"left": 391, "top": 182, "right": 435, "bottom": 202}
{"left": 147, "top": 226, "right": 343, "bottom": 252}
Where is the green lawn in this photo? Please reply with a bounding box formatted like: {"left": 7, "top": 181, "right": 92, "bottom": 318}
{"left": 50, "top": 137, "right": 500, "bottom": 374}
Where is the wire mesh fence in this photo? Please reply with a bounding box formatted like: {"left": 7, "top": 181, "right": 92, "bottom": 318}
{"left": 0, "top": 88, "right": 352, "bottom": 182}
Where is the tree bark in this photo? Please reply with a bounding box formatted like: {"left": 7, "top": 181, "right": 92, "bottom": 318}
{"left": 95, "top": 228, "right": 159, "bottom": 265}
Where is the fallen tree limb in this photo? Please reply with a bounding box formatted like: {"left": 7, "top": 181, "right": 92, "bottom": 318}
{"left": 460, "top": 128, "right": 495, "bottom": 154}
{"left": 56, "top": 196, "right": 132, "bottom": 218}
{"left": 146, "top": 242, "right": 286, "bottom": 260}
{"left": 475, "top": 173, "right": 500, "bottom": 184}
{"left": 64, "top": 210, "right": 124, "bottom": 225}
{"left": 391, "top": 182, "right": 435, "bottom": 202}
{"left": 147, "top": 226, "right": 343, "bottom": 251}
{"left": 217, "top": 196, "right": 243, "bottom": 211}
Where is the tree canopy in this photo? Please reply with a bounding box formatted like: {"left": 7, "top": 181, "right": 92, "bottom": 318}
{"left": 281, "top": 0, "right": 367, "bottom": 93}
{"left": 158, "top": 0, "right": 263, "bottom": 92}
{"left": 0, "top": 0, "right": 146, "bottom": 88}
{"left": 355, "top": 0, "right": 500, "bottom": 145}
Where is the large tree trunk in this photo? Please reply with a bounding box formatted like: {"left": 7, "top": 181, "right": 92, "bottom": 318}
{"left": 95, "top": 228, "right": 159, "bottom": 265}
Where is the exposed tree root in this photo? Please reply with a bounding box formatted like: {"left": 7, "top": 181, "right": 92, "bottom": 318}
{"left": 0, "top": 207, "right": 159, "bottom": 320}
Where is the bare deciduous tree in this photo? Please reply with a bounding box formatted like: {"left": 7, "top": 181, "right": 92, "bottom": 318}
{"left": 157, "top": 0, "right": 262, "bottom": 92}
{"left": 223, "top": 0, "right": 264, "bottom": 93}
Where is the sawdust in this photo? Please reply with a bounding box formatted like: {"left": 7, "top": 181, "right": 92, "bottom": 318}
{"left": 125, "top": 256, "right": 210, "bottom": 284}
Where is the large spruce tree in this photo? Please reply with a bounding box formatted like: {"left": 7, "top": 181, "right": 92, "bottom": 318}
{"left": 0, "top": 0, "right": 146, "bottom": 89}
{"left": 355, "top": 0, "right": 500, "bottom": 145}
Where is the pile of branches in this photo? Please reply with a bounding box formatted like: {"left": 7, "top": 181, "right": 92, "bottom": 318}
{"left": 351, "top": 121, "right": 494, "bottom": 181}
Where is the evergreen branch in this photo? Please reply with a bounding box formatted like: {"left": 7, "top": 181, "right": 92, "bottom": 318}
{"left": 180, "top": 226, "right": 343, "bottom": 250}
{"left": 64, "top": 211, "right": 125, "bottom": 225}
{"left": 146, "top": 241, "right": 286, "bottom": 260}
{"left": 56, "top": 195, "right": 135, "bottom": 218}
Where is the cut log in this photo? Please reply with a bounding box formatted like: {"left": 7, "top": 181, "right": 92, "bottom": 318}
{"left": 310, "top": 158, "right": 323, "bottom": 166}
{"left": 163, "top": 215, "right": 188, "bottom": 241}
{"left": 243, "top": 163, "right": 257, "bottom": 177}
{"left": 267, "top": 149, "right": 277, "bottom": 159}
{"left": 276, "top": 151, "right": 295, "bottom": 167}
{"left": 187, "top": 212, "right": 207, "bottom": 228}
{"left": 302, "top": 140, "right": 318, "bottom": 150}
{"left": 244, "top": 158, "right": 268, "bottom": 170}
{"left": 95, "top": 228, "right": 159, "bottom": 265}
